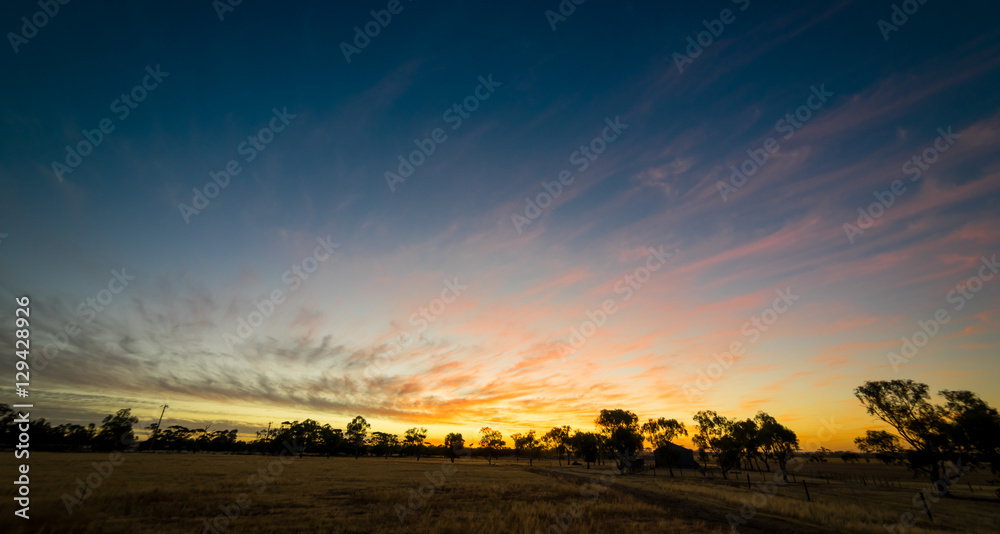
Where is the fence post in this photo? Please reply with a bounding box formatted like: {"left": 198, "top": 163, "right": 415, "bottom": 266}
{"left": 747, "top": 474, "right": 751, "bottom": 489}
{"left": 803, "top": 480, "right": 811, "bottom": 502}
{"left": 919, "top": 492, "right": 933, "bottom": 522}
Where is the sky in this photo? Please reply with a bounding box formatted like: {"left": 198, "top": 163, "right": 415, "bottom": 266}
{"left": 1, "top": 0, "right": 998, "bottom": 450}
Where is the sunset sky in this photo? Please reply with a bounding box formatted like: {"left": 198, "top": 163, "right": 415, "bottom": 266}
{"left": 1, "top": 1, "right": 999, "bottom": 450}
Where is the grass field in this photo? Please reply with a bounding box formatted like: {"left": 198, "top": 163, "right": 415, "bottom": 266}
{"left": 2, "top": 452, "right": 998, "bottom": 533}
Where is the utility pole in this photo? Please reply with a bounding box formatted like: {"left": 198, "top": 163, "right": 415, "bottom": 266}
{"left": 150, "top": 404, "right": 168, "bottom": 452}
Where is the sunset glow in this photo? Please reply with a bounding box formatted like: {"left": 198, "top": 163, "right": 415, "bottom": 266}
{"left": 2, "top": 1, "right": 999, "bottom": 453}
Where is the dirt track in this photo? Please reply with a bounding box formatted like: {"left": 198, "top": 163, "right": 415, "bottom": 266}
{"left": 527, "top": 466, "right": 841, "bottom": 534}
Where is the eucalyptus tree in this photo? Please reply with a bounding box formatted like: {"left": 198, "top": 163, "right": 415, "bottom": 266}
{"left": 595, "top": 409, "right": 643, "bottom": 474}
{"left": 346, "top": 415, "right": 370, "bottom": 459}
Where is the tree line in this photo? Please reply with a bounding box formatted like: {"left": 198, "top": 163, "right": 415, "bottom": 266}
{"left": 2, "top": 379, "right": 997, "bottom": 496}
{"left": 0, "top": 404, "right": 792, "bottom": 474}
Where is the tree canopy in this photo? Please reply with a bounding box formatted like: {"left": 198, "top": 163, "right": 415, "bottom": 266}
{"left": 855, "top": 379, "right": 1000, "bottom": 494}
{"left": 595, "top": 409, "right": 644, "bottom": 474}
{"left": 345, "top": 415, "right": 370, "bottom": 459}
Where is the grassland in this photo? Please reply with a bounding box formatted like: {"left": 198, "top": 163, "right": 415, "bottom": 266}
{"left": 1, "top": 452, "right": 997, "bottom": 533}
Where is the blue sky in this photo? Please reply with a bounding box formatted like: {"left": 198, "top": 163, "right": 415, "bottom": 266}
{"left": 1, "top": 0, "right": 999, "bottom": 447}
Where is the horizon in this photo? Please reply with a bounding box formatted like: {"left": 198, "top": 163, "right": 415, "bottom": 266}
{"left": 2, "top": 0, "right": 1000, "bottom": 455}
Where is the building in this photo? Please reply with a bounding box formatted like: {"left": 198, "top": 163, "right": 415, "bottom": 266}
{"left": 653, "top": 442, "right": 699, "bottom": 469}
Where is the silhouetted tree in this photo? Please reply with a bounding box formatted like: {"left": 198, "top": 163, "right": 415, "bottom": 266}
{"left": 854, "top": 429, "right": 901, "bottom": 464}
{"left": 288, "top": 420, "right": 323, "bottom": 454}
{"left": 855, "top": 380, "right": 1000, "bottom": 495}
{"left": 513, "top": 430, "right": 540, "bottom": 466}
{"left": 755, "top": 412, "right": 798, "bottom": 480}
{"left": 841, "top": 452, "right": 861, "bottom": 463}
{"left": 320, "top": 425, "right": 343, "bottom": 457}
{"left": 445, "top": 432, "right": 464, "bottom": 462}
{"left": 94, "top": 409, "right": 139, "bottom": 452}
{"left": 641, "top": 417, "right": 687, "bottom": 476}
{"left": 57, "top": 423, "right": 96, "bottom": 451}
{"left": 0, "top": 404, "right": 15, "bottom": 448}
{"left": 404, "top": 427, "right": 428, "bottom": 460}
{"left": 570, "top": 431, "right": 600, "bottom": 469}
{"left": 346, "top": 415, "right": 370, "bottom": 459}
{"left": 28, "top": 418, "right": 64, "bottom": 450}
{"left": 941, "top": 389, "right": 1000, "bottom": 476}
{"left": 159, "top": 425, "right": 193, "bottom": 451}
{"left": 692, "top": 410, "right": 740, "bottom": 479}
{"left": 371, "top": 432, "right": 399, "bottom": 458}
{"left": 510, "top": 432, "right": 526, "bottom": 462}
{"left": 444, "top": 432, "right": 464, "bottom": 463}
{"left": 542, "top": 426, "right": 572, "bottom": 466}
{"left": 479, "top": 427, "right": 505, "bottom": 465}
{"left": 731, "top": 418, "right": 761, "bottom": 471}
{"left": 595, "top": 409, "right": 643, "bottom": 474}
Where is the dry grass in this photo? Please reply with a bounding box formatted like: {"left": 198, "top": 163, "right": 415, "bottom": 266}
{"left": 2, "top": 453, "right": 997, "bottom": 533}
{"left": 1, "top": 453, "right": 701, "bottom": 533}
{"left": 559, "top": 460, "right": 1000, "bottom": 534}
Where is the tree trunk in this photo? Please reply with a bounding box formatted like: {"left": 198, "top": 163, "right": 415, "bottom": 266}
{"left": 930, "top": 462, "right": 952, "bottom": 497}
